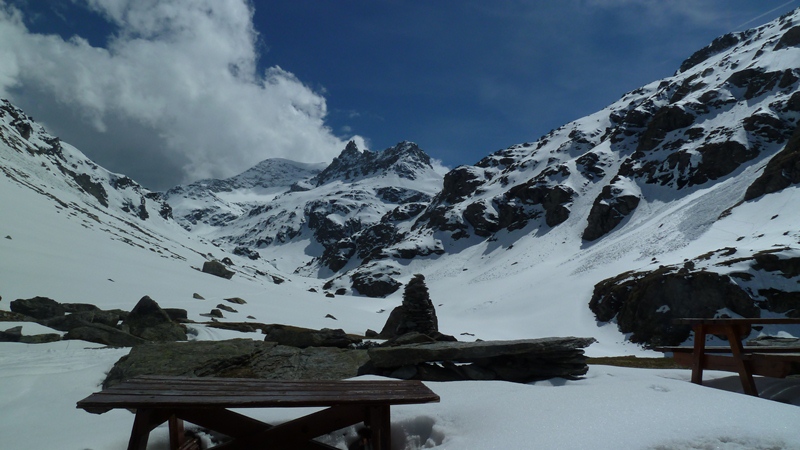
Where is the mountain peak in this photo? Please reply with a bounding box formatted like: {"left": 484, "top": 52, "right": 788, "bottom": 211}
{"left": 313, "top": 141, "right": 434, "bottom": 186}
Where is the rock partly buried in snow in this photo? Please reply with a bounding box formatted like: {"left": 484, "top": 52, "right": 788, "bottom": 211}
{"left": 65, "top": 323, "right": 146, "bottom": 347}
{"left": 350, "top": 270, "right": 402, "bottom": 298}
{"left": 102, "top": 335, "right": 593, "bottom": 387}
{"left": 202, "top": 259, "right": 234, "bottom": 279}
{"left": 44, "top": 309, "right": 122, "bottom": 331}
{"left": 0, "top": 326, "right": 22, "bottom": 342}
{"left": 0, "top": 326, "right": 61, "bottom": 344}
{"left": 120, "top": 295, "right": 187, "bottom": 342}
{"left": 9, "top": 296, "right": 65, "bottom": 320}
{"left": 263, "top": 324, "right": 361, "bottom": 349}
{"left": 103, "top": 339, "right": 371, "bottom": 388}
{"left": 367, "top": 337, "right": 595, "bottom": 383}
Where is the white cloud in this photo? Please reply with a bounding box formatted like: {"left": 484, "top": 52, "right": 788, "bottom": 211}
{"left": 0, "top": 0, "right": 354, "bottom": 187}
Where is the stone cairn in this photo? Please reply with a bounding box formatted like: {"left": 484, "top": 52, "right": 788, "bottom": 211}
{"left": 396, "top": 274, "right": 438, "bottom": 336}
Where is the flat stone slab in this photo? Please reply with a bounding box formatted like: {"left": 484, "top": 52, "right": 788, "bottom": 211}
{"left": 368, "top": 336, "right": 595, "bottom": 368}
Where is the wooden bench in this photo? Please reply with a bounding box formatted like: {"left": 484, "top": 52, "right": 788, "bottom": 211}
{"left": 655, "top": 318, "right": 800, "bottom": 396}
{"left": 76, "top": 376, "right": 440, "bottom": 450}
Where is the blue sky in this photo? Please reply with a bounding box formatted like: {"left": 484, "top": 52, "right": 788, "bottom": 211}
{"left": 0, "top": 0, "right": 797, "bottom": 189}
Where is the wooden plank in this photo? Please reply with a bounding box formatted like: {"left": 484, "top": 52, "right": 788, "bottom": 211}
{"left": 212, "top": 404, "right": 369, "bottom": 450}
{"left": 172, "top": 407, "right": 270, "bottom": 439}
{"left": 77, "top": 378, "right": 439, "bottom": 411}
{"left": 672, "top": 352, "right": 799, "bottom": 379}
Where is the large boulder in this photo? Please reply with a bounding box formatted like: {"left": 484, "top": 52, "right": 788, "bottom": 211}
{"left": 44, "top": 309, "right": 122, "bottom": 331}
{"left": 120, "top": 296, "right": 187, "bottom": 342}
{"left": 202, "top": 260, "right": 235, "bottom": 279}
{"left": 103, "top": 339, "right": 370, "bottom": 388}
{"left": 0, "top": 326, "right": 61, "bottom": 344}
{"left": 9, "top": 296, "right": 65, "bottom": 320}
{"left": 65, "top": 323, "right": 147, "bottom": 347}
{"left": 263, "top": 325, "right": 361, "bottom": 349}
{"left": 367, "top": 337, "right": 595, "bottom": 383}
{"left": 0, "top": 326, "right": 22, "bottom": 342}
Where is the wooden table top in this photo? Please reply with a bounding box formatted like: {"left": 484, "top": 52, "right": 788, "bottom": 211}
{"left": 77, "top": 376, "right": 440, "bottom": 414}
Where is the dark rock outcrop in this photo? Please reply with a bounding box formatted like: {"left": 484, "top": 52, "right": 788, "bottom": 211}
{"left": 744, "top": 123, "right": 800, "bottom": 200}
{"left": 582, "top": 181, "right": 640, "bottom": 241}
{"left": 590, "top": 267, "right": 759, "bottom": 346}
{"left": 350, "top": 271, "right": 402, "bottom": 298}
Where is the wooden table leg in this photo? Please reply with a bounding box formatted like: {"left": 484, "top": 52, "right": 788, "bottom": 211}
{"left": 691, "top": 324, "right": 706, "bottom": 385}
{"left": 365, "top": 404, "right": 391, "bottom": 450}
{"left": 724, "top": 325, "right": 759, "bottom": 396}
{"left": 169, "top": 414, "right": 185, "bottom": 450}
{"left": 128, "top": 409, "right": 171, "bottom": 450}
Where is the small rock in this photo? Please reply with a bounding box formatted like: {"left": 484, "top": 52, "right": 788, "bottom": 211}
{"left": 200, "top": 309, "right": 224, "bottom": 319}
{"left": 193, "top": 293, "right": 205, "bottom": 300}
{"left": 0, "top": 326, "right": 22, "bottom": 342}
{"left": 19, "top": 333, "right": 62, "bottom": 344}
{"left": 217, "top": 304, "right": 238, "bottom": 313}
{"left": 224, "top": 297, "right": 247, "bottom": 305}
{"left": 4, "top": 235, "right": 11, "bottom": 239}
{"left": 335, "top": 288, "right": 347, "bottom": 296}
{"left": 325, "top": 314, "right": 337, "bottom": 320}
{"left": 325, "top": 293, "right": 335, "bottom": 298}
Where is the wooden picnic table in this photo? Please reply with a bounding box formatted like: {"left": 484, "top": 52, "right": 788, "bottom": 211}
{"left": 76, "top": 376, "right": 440, "bottom": 450}
{"left": 658, "top": 318, "right": 800, "bottom": 396}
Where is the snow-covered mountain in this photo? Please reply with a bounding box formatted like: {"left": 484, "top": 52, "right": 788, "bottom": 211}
{"left": 165, "top": 140, "right": 446, "bottom": 283}
{"left": 2, "top": 9, "right": 800, "bottom": 349}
